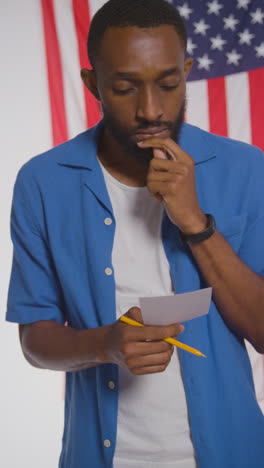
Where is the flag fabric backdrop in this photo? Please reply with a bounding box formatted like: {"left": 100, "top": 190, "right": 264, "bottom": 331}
{"left": 173, "top": 0, "right": 264, "bottom": 150}
{"left": 39, "top": 0, "right": 264, "bottom": 408}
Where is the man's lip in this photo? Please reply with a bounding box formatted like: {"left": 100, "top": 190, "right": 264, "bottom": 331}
{"left": 133, "top": 128, "right": 170, "bottom": 142}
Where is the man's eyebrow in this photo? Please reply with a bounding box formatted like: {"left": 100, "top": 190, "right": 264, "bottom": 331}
{"left": 113, "top": 72, "right": 139, "bottom": 80}
{"left": 157, "top": 67, "right": 181, "bottom": 79}
{"left": 112, "top": 68, "right": 181, "bottom": 81}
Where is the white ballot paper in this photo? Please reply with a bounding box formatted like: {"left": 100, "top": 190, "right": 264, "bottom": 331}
{"left": 139, "top": 287, "right": 212, "bottom": 326}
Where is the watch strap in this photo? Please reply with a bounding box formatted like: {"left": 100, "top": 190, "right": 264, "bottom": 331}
{"left": 179, "top": 214, "right": 216, "bottom": 244}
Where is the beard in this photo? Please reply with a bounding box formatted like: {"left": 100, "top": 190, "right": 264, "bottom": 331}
{"left": 101, "top": 99, "right": 186, "bottom": 167}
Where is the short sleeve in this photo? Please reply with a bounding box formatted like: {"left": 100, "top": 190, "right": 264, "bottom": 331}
{"left": 238, "top": 148, "right": 264, "bottom": 278}
{"left": 238, "top": 214, "right": 264, "bottom": 278}
{"left": 6, "top": 169, "right": 66, "bottom": 325}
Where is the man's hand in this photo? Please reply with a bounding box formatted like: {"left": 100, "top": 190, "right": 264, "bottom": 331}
{"left": 138, "top": 138, "right": 207, "bottom": 234}
{"left": 99, "top": 307, "right": 184, "bottom": 375}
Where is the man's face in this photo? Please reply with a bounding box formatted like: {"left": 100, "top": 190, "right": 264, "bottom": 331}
{"left": 93, "top": 25, "right": 192, "bottom": 165}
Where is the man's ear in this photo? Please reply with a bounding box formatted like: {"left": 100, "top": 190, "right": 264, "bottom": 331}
{"left": 81, "top": 68, "right": 100, "bottom": 101}
{"left": 184, "top": 57, "right": 193, "bottom": 80}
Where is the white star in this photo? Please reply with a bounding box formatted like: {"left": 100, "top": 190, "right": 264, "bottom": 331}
{"left": 194, "top": 19, "right": 210, "bottom": 36}
{"left": 197, "top": 54, "right": 214, "bottom": 71}
{"left": 250, "top": 8, "right": 264, "bottom": 25}
{"left": 237, "top": 0, "right": 250, "bottom": 9}
{"left": 178, "top": 2, "right": 193, "bottom": 20}
{"left": 207, "top": 0, "right": 223, "bottom": 15}
{"left": 239, "top": 28, "right": 255, "bottom": 46}
{"left": 187, "top": 38, "right": 198, "bottom": 55}
{"left": 210, "top": 34, "right": 227, "bottom": 51}
{"left": 226, "top": 49, "right": 242, "bottom": 66}
{"left": 255, "top": 42, "right": 264, "bottom": 58}
{"left": 223, "top": 14, "right": 239, "bottom": 31}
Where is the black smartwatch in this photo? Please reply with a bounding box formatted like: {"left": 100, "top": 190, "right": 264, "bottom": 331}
{"left": 179, "top": 214, "right": 216, "bottom": 245}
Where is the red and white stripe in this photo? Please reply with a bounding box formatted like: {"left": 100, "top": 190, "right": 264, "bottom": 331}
{"left": 186, "top": 68, "right": 264, "bottom": 150}
{"left": 38, "top": 0, "right": 264, "bottom": 407}
{"left": 40, "top": 0, "right": 102, "bottom": 146}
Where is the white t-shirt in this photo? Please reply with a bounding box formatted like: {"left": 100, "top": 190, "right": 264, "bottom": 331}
{"left": 99, "top": 161, "right": 197, "bottom": 468}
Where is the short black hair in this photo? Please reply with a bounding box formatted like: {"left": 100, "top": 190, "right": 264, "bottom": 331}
{"left": 87, "top": 0, "right": 187, "bottom": 69}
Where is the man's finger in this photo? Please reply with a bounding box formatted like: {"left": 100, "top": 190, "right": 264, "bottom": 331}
{"left": 153, "top": 148, "right": 169, "bottom": 160}
{"left": 124, "top": 306, "right": 144, "bottom": 324}
{"left": 134, "top": 323, "right": 184, "bottom": 342}
{"left": 131, "top": 364, "right": 169, "bottom": 375}
{"left": 126, "top": 349, "right": 173, "bottom": 370}
{"left": 125, "top": 340, "right": 173, "bottom": 358}
{"left": 138, "top": 137, "right": 194, "bottom": 165}
{"left": 148, "top": 160, "right": 187, "bottom": 175}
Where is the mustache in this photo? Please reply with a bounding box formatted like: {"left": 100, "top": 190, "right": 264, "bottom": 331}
{"left": 132, "top": 121, "right": 173, "bottom": 133}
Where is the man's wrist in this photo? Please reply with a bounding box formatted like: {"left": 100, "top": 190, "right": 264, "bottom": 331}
{"left": 178, "top": 213, "right": 208, "bottom": 236}
{"left": 94, "top": 324, "right": 112, "bottom": 364}
{"left": 179, "top": 214, "right": 216, "bottom": 244}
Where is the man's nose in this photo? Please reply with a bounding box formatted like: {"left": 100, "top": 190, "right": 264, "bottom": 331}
{"left": 136, "top": 87, "right": 163, "bottom": 122}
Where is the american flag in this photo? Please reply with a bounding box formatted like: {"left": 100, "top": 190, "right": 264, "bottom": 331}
{"left": 174, "top": 0, "right": 264, "bottom": 79}
{"left": 42, "top": 0, "right": 264, "bottom": 151}
{"left": 171, "top": 0, "right": 264, "bottom": 149}
{"left": 40, "top": 0, "right": 264, "bottom": 408}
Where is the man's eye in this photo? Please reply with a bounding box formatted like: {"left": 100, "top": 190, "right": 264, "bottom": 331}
{"left": 160, "top": 85, "right": 179, "bottom": 91}
{"left": 112, "top": 88, "right": 134, "bottom": 95}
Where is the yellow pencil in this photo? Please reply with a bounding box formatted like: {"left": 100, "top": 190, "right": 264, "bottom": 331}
{"left": 120, "top": 315, "right": 206, "bottom": 358}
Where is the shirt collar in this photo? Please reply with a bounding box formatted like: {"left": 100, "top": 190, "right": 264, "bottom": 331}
{"left": 58, "top": 120, "right": 216, "bottom": 170}
{"left": 178, "top": 123, "right": 216, "bottom": 165}
{"left": 57, "top": 120, "right": 104, "bottom": 171}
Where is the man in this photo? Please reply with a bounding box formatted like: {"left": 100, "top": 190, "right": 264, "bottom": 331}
{"left": 6, "top": 0, "right": 264, "bottom": 467}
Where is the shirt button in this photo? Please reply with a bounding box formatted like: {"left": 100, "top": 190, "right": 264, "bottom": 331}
{"left": 104, "top": 439, "right": 111, "bottom": 448}
{"left": 108, "top": 380, "right": 115, "bottom": 390}
{"left": 105, "top": 268, "right": 113, "bottom": 276}
{"left": 104, "top": 217, "right": 112, "bottom": 226}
